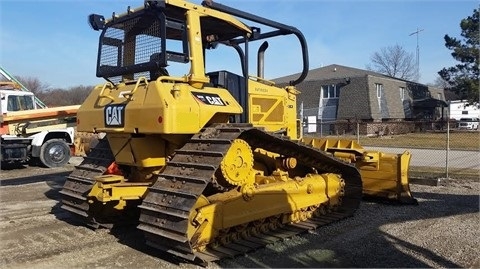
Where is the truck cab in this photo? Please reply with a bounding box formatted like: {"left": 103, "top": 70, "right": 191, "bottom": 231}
{"left": 1, "top": 89, "right": 36, "bottom": 113}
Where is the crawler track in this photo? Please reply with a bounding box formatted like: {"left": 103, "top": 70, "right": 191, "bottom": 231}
{"left": 59, "top": 138, "right": 114, "bottom": 228}
{"left": 137, "top": 124, "right": 363, "bottom": 263}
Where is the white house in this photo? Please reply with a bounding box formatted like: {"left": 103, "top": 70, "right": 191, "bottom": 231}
{"left": 449, "top": 100, "right": 480, "bottom": 120}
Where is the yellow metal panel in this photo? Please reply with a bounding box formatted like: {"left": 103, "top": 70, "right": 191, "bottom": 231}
{"left": 77, "top": 79, "right": 242, "bottom": 135}
{"left": 190, "top": 173, "right": 341, "bottom": 243}
{"left": 130, "top": 136, "right": 167, "bottom": 167}
{"left": 107, "top": 134, "right": 133, "bottom": 165}
{"left": 87, "top": 175, "right": 150, "bottom": 210}
{"left": 106, "top": 134, "right": 167, "bottom": 167}
{"left": 247, "top": 79, "right": 298, "bottom": 139}
{"left": 265, "top": 101, "right": 284, "bottom": 122}
{"left": 185, "top": 10, "right": 209, "bottom": 88}
{"left": 165, "top": 0, "right": 251, "bottom": 34}
{"left": 140, "top": 82, "right": 201, "bottom": 134}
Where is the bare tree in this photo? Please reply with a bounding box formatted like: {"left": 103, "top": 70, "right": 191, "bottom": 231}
{"left": 40, "top": 86, "right": 93, "bottom": 106}
{"left": 12, "top": 76, "right": 93, "bottom": 106}
{"left": 428, "top": 76, "right": 450, "bottom": 89}
{"left": 66, "top": 86, "right": 93, "bottom": 105}
{"left": 14, "top": 76, "right": 50, "bottom": 95}
{"left": 366, "top": 44, "right": 417, "bottom": 81}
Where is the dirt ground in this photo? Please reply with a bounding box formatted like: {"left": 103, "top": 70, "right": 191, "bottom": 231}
{"left": 0, "top": 159, "right": 479, "bottom": 268}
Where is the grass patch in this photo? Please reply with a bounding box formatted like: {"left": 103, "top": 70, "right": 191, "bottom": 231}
{"left": 409, "top": 166, "right": 479, "bottom": 180}
{"left": 324, "top": 132, "right": 480, "bottom": 150}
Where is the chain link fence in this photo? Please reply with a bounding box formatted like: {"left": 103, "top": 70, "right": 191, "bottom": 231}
{"left": 302, "top": 119, "right": 480, "bottom": 180}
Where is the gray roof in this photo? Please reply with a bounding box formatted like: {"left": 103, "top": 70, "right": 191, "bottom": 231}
{"left": 273, "top": 64, "right": 393, "bottom": 84}
{"left": 275, "top": 63, "right": 445, "bottom": 121}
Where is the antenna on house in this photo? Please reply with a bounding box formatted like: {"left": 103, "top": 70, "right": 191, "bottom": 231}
{"left": 409, "top": 27, "right": 424, "bottom": 82}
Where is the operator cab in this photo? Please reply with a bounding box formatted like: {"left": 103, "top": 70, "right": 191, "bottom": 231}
{"left": 88, "top": 0, "right": 308, "bottom": 130}
{"left": 89, "top": 1, "right": 252, "bottom": 122}
{"left": 89, "top": 1, "right": 248, "bottom": 84}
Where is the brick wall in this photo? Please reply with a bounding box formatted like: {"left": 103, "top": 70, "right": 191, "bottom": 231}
{"left": 332, "top": 120, "right": 415, "bottom": 135}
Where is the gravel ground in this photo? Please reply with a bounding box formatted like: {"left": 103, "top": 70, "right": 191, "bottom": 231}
{"left": 0, "top": 159, "right": 479, "bottom": 268}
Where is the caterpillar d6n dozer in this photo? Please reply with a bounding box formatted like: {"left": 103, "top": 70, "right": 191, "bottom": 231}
{"left": 60, "top": 0, "right": 415, "bottom": 264}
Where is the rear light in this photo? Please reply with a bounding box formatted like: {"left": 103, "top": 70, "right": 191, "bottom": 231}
{"left": 106, "top": 162, "right": 123, "bottom": 175}
{"left": 0, "top": 122, "right": 7, "bottom": 135}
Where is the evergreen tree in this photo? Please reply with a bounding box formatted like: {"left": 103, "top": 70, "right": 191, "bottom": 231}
{"left": 439, "top": 9, "right": 479, "bottom": 102}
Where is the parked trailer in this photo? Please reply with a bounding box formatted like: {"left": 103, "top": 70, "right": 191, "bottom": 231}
{"left": 449, "top": 100, "right": 480, "bottom": 120}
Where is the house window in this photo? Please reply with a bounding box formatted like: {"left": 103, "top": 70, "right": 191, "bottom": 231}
{"left": 329, "top": 86, "right": 335, "bottom": 98}
{"left": 376, "top": 84, "right": 383, "bottom": 98}
{"left": 437, "top": 93, "right": 442, "bottom": 100}
{"left": 399, "top": 87, "right": 406, "bottom": 100}
{"left": 321, "top": 84, "right": 339, "bottom": 99}
{"left": 462, "top": 111, "right": 468, "bottom": 115}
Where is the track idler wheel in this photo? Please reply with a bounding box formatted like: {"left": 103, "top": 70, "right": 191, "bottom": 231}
{"left": 218, "top": 139, "right": 254, "bottom": 187}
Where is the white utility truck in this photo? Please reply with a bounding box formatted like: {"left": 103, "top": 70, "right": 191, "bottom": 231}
{"left": 0, "top": 66, "right": 82, "bottom": 168}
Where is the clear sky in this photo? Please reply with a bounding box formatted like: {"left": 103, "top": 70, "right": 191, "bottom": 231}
{"left": 0, "top": 0, "right": 477, "bottom": 88}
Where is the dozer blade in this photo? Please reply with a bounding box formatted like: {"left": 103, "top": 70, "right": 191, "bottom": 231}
{"left": 302, "top": 137, "right": 417, "bottom": 204}
{"left": 73, "top": 131, "right": 100, "bottom": 157}
{"left": 357, "top": 150, "right": 417, "bottom": 204}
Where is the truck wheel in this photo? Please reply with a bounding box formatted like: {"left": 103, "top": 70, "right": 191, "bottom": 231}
{"left": 39, "top": 139, "right": 71, "bottom": 168}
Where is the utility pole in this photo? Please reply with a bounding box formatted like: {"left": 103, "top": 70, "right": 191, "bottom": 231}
{"left": 409, "top": 28, "right": 424, "bottom": 82}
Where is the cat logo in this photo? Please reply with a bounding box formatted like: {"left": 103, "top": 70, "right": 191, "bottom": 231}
{"left": 192, "top": 92, "right": 226, "bottom": 106}
{"left": 104, "top": 105, "right": 126, "bottom": 127}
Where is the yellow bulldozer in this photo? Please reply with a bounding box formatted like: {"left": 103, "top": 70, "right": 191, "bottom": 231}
{"left": 60, "top": 0, "right": 416, "bottom": 264}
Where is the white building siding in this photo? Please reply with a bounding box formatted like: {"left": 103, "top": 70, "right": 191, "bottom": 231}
{"left": 449, "top": 101, "right": 480, "bottom": 120}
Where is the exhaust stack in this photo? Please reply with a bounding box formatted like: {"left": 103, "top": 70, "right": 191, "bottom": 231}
{"left": 257, "top": 41, "right": 269, "bottom": 78}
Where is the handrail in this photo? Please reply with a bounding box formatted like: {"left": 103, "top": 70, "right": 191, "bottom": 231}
{"left": 155, "top": 75, "right": 189, "bottom": 83}
{"left": 98, "top": 82, "right": 116, "bottom": 101}
{"left": 122, "top": 77, "right": 149, "bottom": 100}
{"left": 202, "top": 1, "right": 309, "bottom": 86}
{"left": 248, "top": 75, "right": 275, "bottom": 86}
